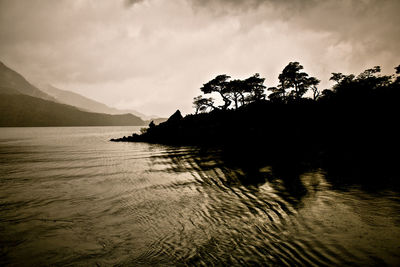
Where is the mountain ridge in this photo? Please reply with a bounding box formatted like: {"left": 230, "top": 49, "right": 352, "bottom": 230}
{"left": 37, "top": 83, "right": 151, "bottom": 119}
{"left": 0, "top": 61, "right": 56, "bottom": 102}
{"left": 0, "top": 60, "right": 146, "bottom": 126}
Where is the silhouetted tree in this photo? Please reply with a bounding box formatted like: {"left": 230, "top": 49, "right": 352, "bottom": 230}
{"left": 199, "top": 73, "right": 266, "bottom": 110}
{"left": 357, "top": 66, "right": 392, "bottom": 89}
{"left": 278, "top": 62, "right": 310, "bottom": 100}
{"left": 329, "top": 73, "right": 356, "bottom": 99}
{"left": 394, "top": 65, "right": 400, "bottom": 85}
{"left": 243, "top": 73, "right": 266, "bottom": 102}
{"left": 267, "top": 86, "right": 286, "bottom": 102}
{"left": 200, "top": 75, "right": 231, "bottom": 110}
{"left": 193, "top": 95, "right": 216, "bottom": 114}
{"left": 319, "top": 89, "right": 335, "bottom": 101}
{"left": 328, "top": 66, "right": 395, "bottom": 103}
{"left": 330, "top": 72, "right": 345, "bottom": 83}
{"left": 225, "top": 79, "right": 245, "bottom": 109}
{"left": 306, "top": 76, "right": 321, "bottom": 100}
{"left": 330, "top": 73, "right": 355, "bottom": 86}
{"left": 356, "top": 66, "right": 381, "bottom": 79}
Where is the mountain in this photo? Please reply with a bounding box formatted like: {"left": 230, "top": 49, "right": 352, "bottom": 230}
{"left": 38, "top": 83, "right": 150, "bottom": 119}
{"left": 0, "top": 61, "right": 56, "bottom": 101}
{"left": 0, "top": 93, "right": 145, "bottom": 126}
{"left": 0, "top": 60, "right": 145, "bottom": 126}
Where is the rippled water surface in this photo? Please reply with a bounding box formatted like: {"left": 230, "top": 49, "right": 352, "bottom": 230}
{"left": 1, "top": 127, "right": 400, "bottom": 266}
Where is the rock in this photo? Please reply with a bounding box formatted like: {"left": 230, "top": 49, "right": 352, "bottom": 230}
{"left": 166, "top": 110, "right": 183, "bottom": 124}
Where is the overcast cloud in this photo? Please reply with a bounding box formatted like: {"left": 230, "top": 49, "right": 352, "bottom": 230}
{"left": 0, "top": 0, "right": 399, "bottom": 116}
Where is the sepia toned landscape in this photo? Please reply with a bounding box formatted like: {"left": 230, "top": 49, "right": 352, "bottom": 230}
{"left": 1, "top": 0, "right": 400, "bottom": 266}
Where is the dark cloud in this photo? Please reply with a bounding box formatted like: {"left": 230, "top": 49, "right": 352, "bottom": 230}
{"left": 188, "top": 0, "right": 400, "bottom": 70}
{"left": 123, "top": 0, "right": 400, "bottom": 57}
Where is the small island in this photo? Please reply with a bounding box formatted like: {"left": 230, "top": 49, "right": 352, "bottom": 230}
{"left": 112, "top": 62, "right": 400, "bottom": 181}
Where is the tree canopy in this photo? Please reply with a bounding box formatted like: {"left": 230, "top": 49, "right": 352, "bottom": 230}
{"left": 193, "top": 61, "right": 400, "bottom": 113}
{"left": 200, "top": 74, "right": 231, "bottom": 110}
{"left": 275, "top": 62, "right": 320, "bottom": 102}
{"left": 196, "top": 73, "right": 267, "bottom": 111}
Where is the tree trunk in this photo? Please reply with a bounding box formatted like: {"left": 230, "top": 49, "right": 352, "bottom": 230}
{"left": 219, "top": 92, "right": 231, "bottom": 110}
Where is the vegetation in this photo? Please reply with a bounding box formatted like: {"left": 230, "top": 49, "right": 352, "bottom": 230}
{"left": 114, "top": 61, "right": 400, "bottom": 139}
{"left": 112, "top": 61, "right": 400, "bottom": 180}
{"left": 193, "top": 73, "right": 266, "bottom": 112}
{"left": 109, "top": 61, "right": 400, "bottom": 194}
{"left": 193, "top": 62, "right": 321, "bottom": 110}
{"left": 191, "top": 62, "right": 400, "bottom": 109}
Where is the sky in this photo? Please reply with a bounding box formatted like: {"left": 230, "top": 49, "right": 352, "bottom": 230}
{"left": 0, "top": 0, "right": 399, "bottom": 117}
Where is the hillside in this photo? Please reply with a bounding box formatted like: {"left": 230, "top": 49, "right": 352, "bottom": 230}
{"left": 0, "top": 93, "right": 145, "bottom": 126}
{"left": 38, "top": 83, "right": 150, "bottom": 119}
{"left": 0, "top": 61, "right": 56, "bottom": 101}
{"left": 0, "top": 60, "right": 146, "bottom": 126}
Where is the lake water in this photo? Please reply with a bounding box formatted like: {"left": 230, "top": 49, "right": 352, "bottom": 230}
{"left": 0, "top": 127, "right": 399, "bottom": 266}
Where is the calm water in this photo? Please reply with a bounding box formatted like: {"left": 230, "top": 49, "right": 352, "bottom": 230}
{"left": 0, "top": 127, "right": 399, "bottom": 266}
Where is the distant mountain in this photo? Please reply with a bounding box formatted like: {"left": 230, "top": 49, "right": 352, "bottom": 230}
{"left": 0, "top": 61, "right": 56, "bottom": 101}
{"left": 0, "top": 93, "right": 145, "bottom": 127}
{"left": 0, "top": 60, "right": 145, "bottom": 126}
{"left": 38, "top": 83, "right": 151, "bottom": 120}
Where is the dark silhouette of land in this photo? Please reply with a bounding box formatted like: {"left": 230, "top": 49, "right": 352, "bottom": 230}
{"left": 111, "top": 62, "right": 400, "bottom": 184}
{"left": 0, "top": 94, "right": 145, "bottom": 126}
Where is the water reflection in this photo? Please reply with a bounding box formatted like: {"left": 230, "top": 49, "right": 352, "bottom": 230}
{"left": 149, "top": 146, "right": 323, "bottom": 205}
{"left": 1, "top": 128, "right": 400, "bottom": 266}
{"left": 142, "top": 146, "right": 400, "bottom": 266}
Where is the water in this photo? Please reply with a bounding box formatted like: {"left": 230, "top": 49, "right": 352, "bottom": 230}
{"left": 0, "top": 127, "right": 399, "bottom": 266}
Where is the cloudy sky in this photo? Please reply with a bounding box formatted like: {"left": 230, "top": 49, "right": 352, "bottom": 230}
{"left": 0, "top": 0, "right": 399, "bottom": 117}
